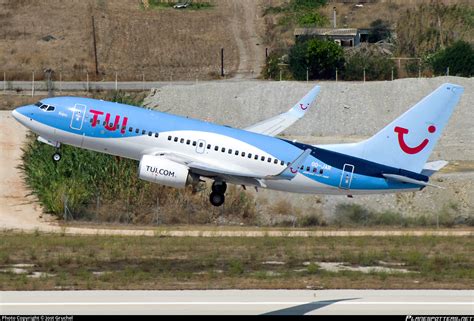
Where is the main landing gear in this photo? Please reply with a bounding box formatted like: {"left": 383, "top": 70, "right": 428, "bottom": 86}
{"left": 210, "top": 181, "right": 227, "bottom": 207}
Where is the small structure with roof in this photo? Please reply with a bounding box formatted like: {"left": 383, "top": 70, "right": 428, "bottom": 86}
{"left": 294, "top": 28, "right": 369, "bottom": 47}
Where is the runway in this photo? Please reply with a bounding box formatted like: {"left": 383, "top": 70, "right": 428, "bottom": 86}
{"left": 1, "top": 290, "right": 472, "bottom": 315}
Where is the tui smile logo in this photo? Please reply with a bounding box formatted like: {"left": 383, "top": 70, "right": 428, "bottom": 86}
{"left": 299, "top": 103, "right": 309, "bottom": 111}
{"left": 290, "top": 167, "right": 298, "bottom": 174}
{"left": 394, "top": 125, "right": 436, "bottom": 154}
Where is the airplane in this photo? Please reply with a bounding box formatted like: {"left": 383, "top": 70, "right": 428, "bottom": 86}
{"left": 12, "top": 83, "right": 463, "bottom": 207}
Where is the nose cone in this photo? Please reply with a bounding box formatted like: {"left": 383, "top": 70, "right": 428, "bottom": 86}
{"left": 12, "top": 105, "right": 33, "bottom": 125}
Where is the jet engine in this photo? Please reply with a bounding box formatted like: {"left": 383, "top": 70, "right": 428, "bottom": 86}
{"left": 138, "top": 155, "right": 195, "bottom": 188}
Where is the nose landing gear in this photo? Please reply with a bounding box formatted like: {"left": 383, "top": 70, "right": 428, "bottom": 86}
{"left": 52, "top": 152, "right": 62, "bottom": 162}
{"left": 210, "top": 181, "right": 227, "bottom": 207}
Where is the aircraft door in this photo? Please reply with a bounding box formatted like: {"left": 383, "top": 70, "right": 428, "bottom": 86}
{"left": 195, "top": 139, "right": 206, "bottom": 154}
{"left": 339, "top": 164, "right": 354, "bottom": 189}
{"left": 70, "top": 104, "right": 87, "bottom": 130}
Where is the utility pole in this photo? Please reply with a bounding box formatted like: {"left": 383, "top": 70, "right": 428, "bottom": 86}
{"left": 91, "top": 16, "right": 99, "bottom": 76}
{"left": 220, "top": 48, "right": 224, "bottom": 77}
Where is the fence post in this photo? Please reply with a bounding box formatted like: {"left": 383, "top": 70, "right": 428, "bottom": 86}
{"left": 306, "top": 67, "right": 308, "bottom": 82}
{"left": 142, "top": 72, "right": 145, "bottom": 91}
{"left": 446, "top": 67, "right": 449, "bottom": 76}
{"left": 31, "top": 71, "right": 35, "bottom": 97}
{"left": 115, "top": 71, "right": 118, "bottom": 91}
{"left": 3, "top": 72, "right": 5, "bottom": 93}
{"left": 391, "top": 68, "right": 394, "bottom": 81}
{"left": 279, "top": 69, "right": 282, "bottom": 81}
{"left": 59, "top": 71, "right": 62, "bottom": 93}
{"left": 86, "top": 72, "right": 89, "bottom": 92}
{"left": 363, "top": 68, "right": 366, "bottom": 83}
{"left": 335, "top": 68, "right": 338, "bottom": 82}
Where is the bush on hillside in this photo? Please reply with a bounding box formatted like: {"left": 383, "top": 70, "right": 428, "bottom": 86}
{"left": 289, "top": 39, "right": 344, "bottom": 80}
{"left": 428, "top": 40, "right": 474, "bottom": 77}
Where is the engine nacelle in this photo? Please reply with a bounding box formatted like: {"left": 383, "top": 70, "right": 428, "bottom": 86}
{"left": 138, "top": 155, "right": 192, "bottom": 188}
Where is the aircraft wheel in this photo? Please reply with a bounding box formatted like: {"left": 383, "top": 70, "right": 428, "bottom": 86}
{"left": 52, "top": 152, "right": 62, "bottom": 162}
{"left": 212, "top": 181, "right": 227, "bottom": 194}
{"left": 209, "top": 192, "right": 225, "bottom": 207}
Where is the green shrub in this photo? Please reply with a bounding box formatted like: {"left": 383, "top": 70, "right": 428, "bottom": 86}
{"left": 289, "top": 39, "right": 344, "bottom": 80}
{"left": 429, "top": 40, "right": 474, "bottom": 77}
{"left": 343, "top": 50, "right": 396, "bottom": 81}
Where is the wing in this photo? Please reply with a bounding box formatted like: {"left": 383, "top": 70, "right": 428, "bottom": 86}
{"left": 143, "top": 148, "right": 310, "bottom": 187}
{"left": 243, "top": 85, "right": 320, "bottom": 136}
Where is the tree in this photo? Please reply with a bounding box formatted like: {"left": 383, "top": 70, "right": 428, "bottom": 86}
{"left": 429, "top": 40, "right": 474, "bottom": 77}
{"left": 289, "top": 39, "right": 344, "bottom": 80}
{"left": 368, "top": 19, "right": 391, "bottom": 43}
{"left": 343, "top": 46, "right": 397, "bottom": 81}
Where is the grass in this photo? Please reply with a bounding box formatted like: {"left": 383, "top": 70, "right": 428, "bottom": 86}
{"left": 0, "top": 231, "right": 472, "bottom": 290}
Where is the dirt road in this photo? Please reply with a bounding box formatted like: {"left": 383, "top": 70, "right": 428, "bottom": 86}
{"left": 225, "top": 0, "right": 265, "bottom": 78}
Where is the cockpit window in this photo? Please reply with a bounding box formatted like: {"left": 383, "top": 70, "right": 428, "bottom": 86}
{"left": 46, "top": 105, "right": 55, "bottom": 111}
{"left": 34, "top": 102, "right": 42, "bottom": 107}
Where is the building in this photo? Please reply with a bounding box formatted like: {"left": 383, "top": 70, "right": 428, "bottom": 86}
{"left": 294, "top": 28, "right": 370, "bottom": 47}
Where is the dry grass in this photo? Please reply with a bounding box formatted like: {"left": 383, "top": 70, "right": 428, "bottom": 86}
{"left": 0, "top": 0, "right": 239, "bottom": 81}
{"left": 0, "top": 231, "right": 472, "bottom": 290}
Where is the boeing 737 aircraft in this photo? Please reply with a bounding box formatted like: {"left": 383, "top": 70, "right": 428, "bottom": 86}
{"left": 12, "top": 83, "right": 463, "bottom": 206}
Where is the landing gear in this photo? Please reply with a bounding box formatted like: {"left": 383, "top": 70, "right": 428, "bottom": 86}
{"left": 52, "top": 152, "right": 62, "bottom": 162}
{"left": 209, "top": 191, "right": 225, "bottom": 207}
{"left": 212, "top": 181, "right": 227, "bottom": 194}
{"left": 210, "top": 181, "right": 227, "bottom": 207}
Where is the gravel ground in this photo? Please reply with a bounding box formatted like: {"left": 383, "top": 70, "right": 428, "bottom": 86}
{"left": 144, "top": 77, "right": 474, "bottom": 218}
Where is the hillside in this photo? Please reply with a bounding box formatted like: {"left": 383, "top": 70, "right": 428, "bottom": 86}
{"left": 0, "top": 0, "right": 264, "bottom": 81}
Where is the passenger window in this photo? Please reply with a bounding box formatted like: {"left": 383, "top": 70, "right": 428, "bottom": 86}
{"left": 155, "top": 133, "right": 159, "bottom": 138}
{"left": 261, "top": 156, "right": 265, "bottom": 161}
{"left": 186, "top": 139, "right": 191, "bottom": 145}
{"left": 281, "top": 160, "right": 285, "bottom": 166}
{"left": 142, "top": 129, "right": 146, "bottom": 135}
{"left": 306, "top": 166, "right": 310, "bottom": 171}
{"left": 241, "top": 152, "right": 245, "bottom": 157}
{"left": 168, "top": 136, "right": 172, "bottom": 140}
{"left": 174, "top": 137, "right": 178, "bottom": 142}
{"left": 287, "top": 162, "right": 291, "bottom": 166}
{"left": 300, "top": 165, "right": 304, "bottom": 170}
{"left": 248, "top": 153, "right": 252, "bottom": 158}
{"left": 320, "top": 169, "right": 323, "bottom": 174}
{"left": 104, "top": 121, "right": 107, "bottom": 126}
{"left": 274, "top": 159, "right": 278, "bottom": 164}
{"left": 180, "top": 138, "right": 184, "bottom": 143}
{"left": 214, "top": 146, "right": 218, "bottom": 151}
{"left": 313, "top": 168, "right": 317, "bottom": 173}
{"left": 228, "top": 149, "right": 232, "bottom": 154}
{"left": 268, "top": 158, "right": 272, "bottom": 163}
{"left": 192, "top": 141, "right": 197, "bottom": 146}
{"left": 199, "top": 142, "right": 204, "bottom": 148}
{"left": 235, "top": 150, "right": 239, "bottom": 156}
{"left": 207, "top": 144, "right": 211, "bottom": 149}
{"left": 221, "top": 147, "right": 226, "bottom": 152}
{"left": 149, "top": 131, "right": 153, "bottom": 137}
{"left": 254, "top": 155, "right": 258, "bottom": 160}
{"left": 129, "top": 127, "right": 133, "bottom": 132}
{"left": 135, "top": 128, "right": 140, "bottom": 133}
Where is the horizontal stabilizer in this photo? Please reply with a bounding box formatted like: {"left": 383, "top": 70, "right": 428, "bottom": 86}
{"left": 421, "top": 160, "right": 448, "bottom": 177}
{"left": 382, "top": 173, "right": 443, "bottom": 188}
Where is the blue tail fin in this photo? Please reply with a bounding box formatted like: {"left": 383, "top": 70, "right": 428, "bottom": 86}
{"left": 320, "top": 83, "right": 464, "bottom": 173}
{"left": 360, "top": 83, "right": 463, "bottom": 172}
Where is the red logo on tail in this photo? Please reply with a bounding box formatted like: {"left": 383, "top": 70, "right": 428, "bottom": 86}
{"left": 394, "top": 125, "right": 436, "bottom": 154}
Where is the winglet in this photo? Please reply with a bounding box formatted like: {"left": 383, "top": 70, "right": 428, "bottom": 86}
{"left": 244, "top": 85, "right": 320, "bottom": 136}
{"left": 288, "top": 85, "right": 321, "bottom": 118}
{"left": 266, "top": 148, "right": 312, "bottom": 180}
